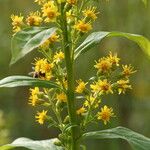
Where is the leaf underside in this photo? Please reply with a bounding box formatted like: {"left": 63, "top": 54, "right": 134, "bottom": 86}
{"left": 83, "top": 126, "right": 150, "bottom": 150}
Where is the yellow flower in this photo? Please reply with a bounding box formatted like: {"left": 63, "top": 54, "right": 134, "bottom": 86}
{"left": 90, "top": 79, "right": 113, "bottom": 94}
{"left": 122, "top": 65, "right": 137, "bottom": 78}
{"left": 40, "top": 33, "right": 60, "bottom": 49}
{"left": 29, "top": 87, "right": 40, "bottom": 106}
{"left": 42, "top": 2, "right": 60, "bottom": 23}
{"left": 94, "top": 57, "right": 112, "bottom": 73}
{"left": 11, "top": 14, "right": 24, "bottom": 33}
{"left": 34, "top": 58, "right": 53, "bottom": 74}
{"left": 26, "top": 11, "right": 42, "bottom": 26}
{"left": 67, "top": 0, "right": 77, "bottom": 5}
{"left": 76, "top": 107, "right": 86, "bottom": 115}
{"left": 84, "top": 95, "right": 100, "bottom": 108}
{"left": 97, "top": 105, "right": 114, "bottom": 125}
{"left": 75, "top": 79, "right": 87, "bottom": 93}
{"left": 49, "top": 33, "right": 60, "bottom": 43}
{"left": 34, "top": 58, "right": 54, "bottom": 80}
{"left": 117, "top": 79, "right": 132, "bottom": 94}
{"left": 35, "top": 110, "right": 48, "bottom": 125}
{"left": 98, "top": 79, "right": 113, "bottom": 94}
{"left": 83, "top": 7, "right": 98, "bottom": 20}
{"left": 107, "top": 52, "right": 120, "bottom": 66}
{"left": 53, "top": 52, "right": 65, "bottom": 63}
{"left": 56, "top": 93, "right": 67, "bottom": 102}
{"left": 74, "top": 20, "right": 92, "bottom": 33}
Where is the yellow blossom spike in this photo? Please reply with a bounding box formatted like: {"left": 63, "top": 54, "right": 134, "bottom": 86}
{"left": 56, "top": 93, "right": 67, "bottom": 102}
{"left": 76, "top": 107, "right": 86, "bottom": 115}
{"left": 75, "top": 79, "right": 87, "bottom": 93}
{"left": 35, "top": 110, "right": 48, "bottom": 125}
{"left": 26, "top": 11, "right": 43, "bottom": 26}
{"left": 97, "top": 105, "right": 114, "bottom": 125}
{"left": 74, "top": 20, "right": 92, "bottom": 33}
{"left": 83, "top": 7, "right": 99, "bottom": 20}
{"left": 117, "top": 79, "right": 132, "bottom": 94}
{"left": 122, "top": 64, "right": 137, "bottom": 78}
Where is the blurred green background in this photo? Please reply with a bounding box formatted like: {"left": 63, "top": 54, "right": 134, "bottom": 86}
{"left": 0, "top": 0, "right": 150, "bottom": 149}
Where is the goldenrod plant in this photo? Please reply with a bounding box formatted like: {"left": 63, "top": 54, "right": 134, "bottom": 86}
{"left": 0, "top": 0, "right": 150, "bottom": 150}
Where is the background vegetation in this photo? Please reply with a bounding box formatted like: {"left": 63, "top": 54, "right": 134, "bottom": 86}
{"left": 0, "top": 0, "right": 149, "bottom": 149}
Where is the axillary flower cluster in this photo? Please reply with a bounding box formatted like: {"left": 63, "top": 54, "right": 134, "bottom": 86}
{"left": 11, "top": 0, "right": 136, "bottom": 149}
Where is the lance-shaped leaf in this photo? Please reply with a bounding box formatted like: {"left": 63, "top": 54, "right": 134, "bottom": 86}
{"left": 11, "top": 27, "right": 57, "bottom": 65}
{"left": 0, "top": 137, "right": 63, "bottom": 150}
{"left": 0, "top": 76, "right": 60, "bottom": 89}
{"left": 74, "top": 31, "right": 150, "bottom": 59}
{"left": 82, "top": 126, "right": 150, "bottom": 150}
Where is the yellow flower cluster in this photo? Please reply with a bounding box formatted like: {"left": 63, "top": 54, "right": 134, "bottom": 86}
{"left": 94, "top": 52, "right": 120, "bottom": 73}
{"left": 76, "top": 52, "right": 136, "bottom": 125}
{"left": 11, "top": 0, "right": 135, "bottom": 129}
{"left": 28, "top": 50, "right": 66, "bottom": 125}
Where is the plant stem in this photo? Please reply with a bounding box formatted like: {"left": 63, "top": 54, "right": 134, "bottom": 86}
{"left": 60, "top": 3, "right": 80, "bottom": 150}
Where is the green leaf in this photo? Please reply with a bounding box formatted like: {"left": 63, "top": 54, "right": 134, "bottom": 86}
{"left": 0, "top": 76, "right": 60, "bottom": 89}
{"left": 82, "top": 126, "right": 150, "bottom": 150}
{"left": 11, "top": 27, "right": 57, "bottom": 65}
{"left": 74, "top": 31, "right": 150, "bottom": 59}
{"left": 0, "top": 138, "right": 63, "bottom": 150}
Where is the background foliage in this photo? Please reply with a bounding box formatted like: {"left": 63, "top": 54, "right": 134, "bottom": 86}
{"left": 0, "top": 0, "right": 150, "bottom": 149}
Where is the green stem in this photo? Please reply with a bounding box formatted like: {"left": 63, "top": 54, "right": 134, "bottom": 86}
{"left": 60, "top": 3, "right": 80, "bottom": 150}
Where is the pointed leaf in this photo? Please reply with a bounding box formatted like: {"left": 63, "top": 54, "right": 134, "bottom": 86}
{"left": 0, "top": 76, "right": 60, "bottom": 89}
{"left": 83, "top": 126, "right": 150, "bottom": 150}
{"left": 74, "top": 31, "right": 150, "bottom": 59}
{"left": 0, "top": 137, "right": 63, "bottom": 150}
{"left": 11, "top": 27, "right": 57, "bottom": 65}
